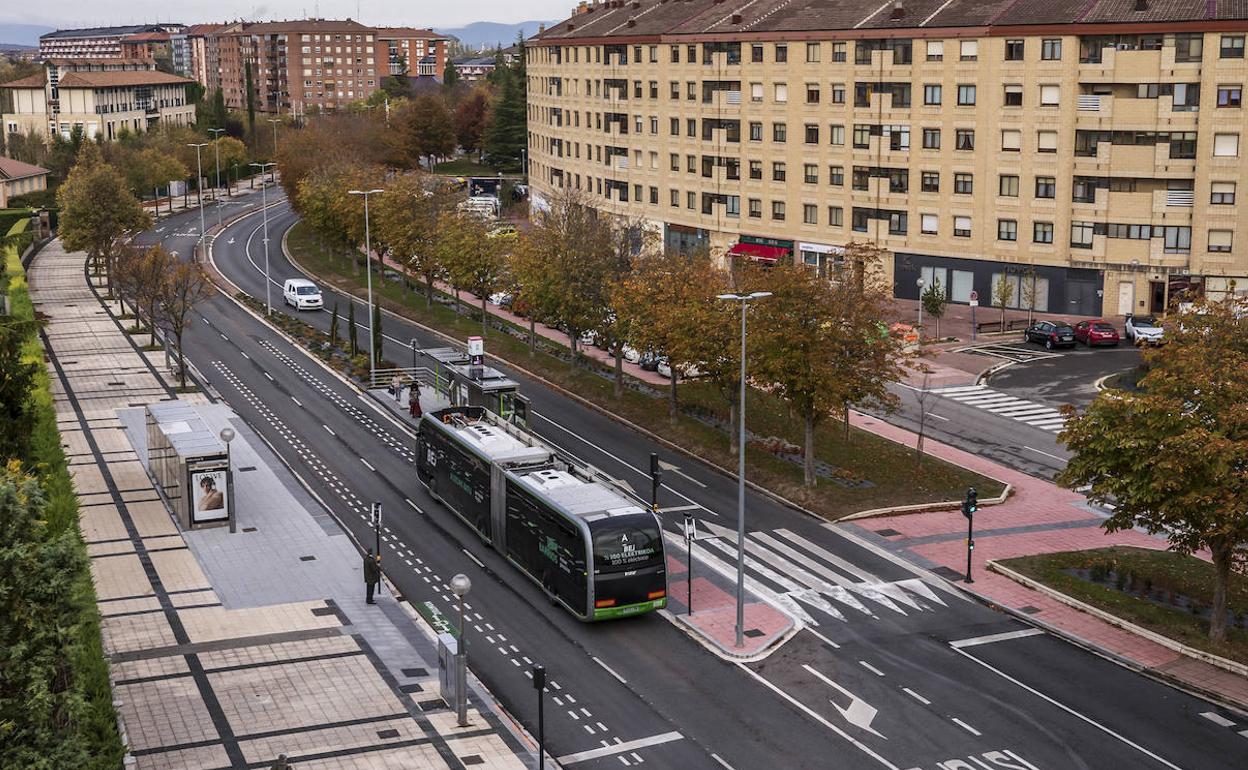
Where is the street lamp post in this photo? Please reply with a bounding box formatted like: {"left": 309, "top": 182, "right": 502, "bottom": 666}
{"left": 348, "top": 189, "right": 384, "bottom": 387}
{"left": 251, "top": 162, "right": 276, "bottom": 315}
{"left": 188, "top": 143, "right": 208, "bottom": 261}
{"left": 450, "top": 574, "right": 472, "bottom": 727}
{"left": 268, "top": 117, "right": 281, "bottom": 157}
{"left": 531, "top": 664, "right": 546, "bottom": 770}
{"left": 715, "top": 290, "right": 772, "bottom": 648}
{"left": 208, "top": 128, "right": 225, "bottom": 227}
{"left": 219, "top": 427, "right": 235, "bottom": 533}
{"left": 916, "top": 277, "right": 926, "bottom": 333}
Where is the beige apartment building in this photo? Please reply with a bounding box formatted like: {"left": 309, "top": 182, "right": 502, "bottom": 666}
{"left": 527, "top": 0, "right": 1248, "bottom": 317}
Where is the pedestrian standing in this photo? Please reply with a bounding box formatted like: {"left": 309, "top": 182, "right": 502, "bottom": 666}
{"left": 364, "top": 547, "right": 381, "bottom": 604}
{"left": 409, "top": 381, "right": 423, "bottom": 419}
{"left": 390, "top": 374, "right": 403, "bottom": 402}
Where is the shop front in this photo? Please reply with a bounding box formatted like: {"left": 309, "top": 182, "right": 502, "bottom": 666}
{"left": 893, "top": 252, "right": 1104, "bottom": 317}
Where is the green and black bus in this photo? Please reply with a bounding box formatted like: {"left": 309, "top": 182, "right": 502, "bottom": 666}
{"left": 416, "top": 405, "right": 667, "bottom": 620}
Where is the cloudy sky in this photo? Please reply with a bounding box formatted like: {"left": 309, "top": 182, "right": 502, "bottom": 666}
{"left": 2, "top": 1, "right": 570, "bottom": 29}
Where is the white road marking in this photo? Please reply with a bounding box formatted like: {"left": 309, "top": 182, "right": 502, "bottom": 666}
{"left": 657, "top": 459, "right": 708, "bottom": 488}
{"left": 323, "top": 425, "right": 335, "bottom": 436}
{"left": 291, "top": 396, "right": 301, "bottom": 406}
{"left": 1021, "top": 446, "right": 1067, "bottom": 463}
{"left": 1200, "top": 712, "right": 1236, "bottom": 728}
{"left": 952, "top": 717, "right": 982, "bottom": 736}
{"left": 711, "top": 753, "right": 736, "bottom": 770}
{"left": 462, "top": 548, "right": 485, "bottom": 568}
{"left": 556, "top": 732, "right": 684, "bottom": 765}
{"left": 263, "top": 372, "right": 274, "bottom": 381}
{"left": 952, "top": 646, "right": 1185, "bottom": 770}
{"left": 925, "top": 412, "right": 950, "bottom": 421}
{"left": 220, "top": 333, "right": 229, "bottom": 341}
{"left": 950, "top": 628, "right": 1045, "bottom": 648}
{"left": 405, "top": 497, "right": 423, "bottom": 513}
{"left": 240, "top": 351, "right": 250, "bottom": 360}
{"left": 360, "top": 457, "right": 375, "bottom": 472}
{"left": 902, "top": 687, "right": 930, "bottom": 705}
{"left": 803, "top": 664, "right": 884, "bottom": 738}
{"left": 859, "top": 660, "right": 885, "bottom": 677}
{"left": 660, "top": 504, "right": 702, "bottom": 513}
{"left": 592, "top": 656, "right": 627, "bottom": 685}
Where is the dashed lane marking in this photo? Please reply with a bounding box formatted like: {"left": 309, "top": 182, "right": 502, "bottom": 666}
{"left": 902, "top": 688, "right": 931, "bottom": 706}
{"left": 593, "top": 656, "right": 627, "bottom": 685}
{"left": 952, "top": 718, "right": 982, "bottom": 736}
{"left": 557, "top": 732, "right": 684, "bottom": 765}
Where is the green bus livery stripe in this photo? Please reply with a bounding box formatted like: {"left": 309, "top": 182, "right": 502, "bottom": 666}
{"left": 592, "top": 599, "right": 665, "bottom": 621}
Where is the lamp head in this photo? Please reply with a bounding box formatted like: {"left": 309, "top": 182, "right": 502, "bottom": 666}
{"left": 450, "top": 573, "right": 472, "bottom": 597}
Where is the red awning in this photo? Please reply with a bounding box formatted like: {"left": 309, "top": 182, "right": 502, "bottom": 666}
{"left": 727, "top": 242, "right": 789, "bottom": 263}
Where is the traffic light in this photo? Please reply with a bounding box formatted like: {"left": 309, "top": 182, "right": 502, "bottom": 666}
{"left": 961, "top": 487, "right": 978, "bottom": 519}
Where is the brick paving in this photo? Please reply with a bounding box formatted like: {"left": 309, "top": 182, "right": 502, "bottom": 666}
{"left": 28, "top": 240, "right": 534, "bottom": 769}
{"left": 841, "top": 408, "right": 1248, "bottom": 709}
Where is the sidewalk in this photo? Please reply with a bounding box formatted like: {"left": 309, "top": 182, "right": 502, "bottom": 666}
{"left": 841, "top": 409, "right": 1248, "bottom": 710}
{"left": 29, "top": 239, "right": 533, "bottom": 769}
{"left": 144, "top": 177, "right": 269, "bottom": 221}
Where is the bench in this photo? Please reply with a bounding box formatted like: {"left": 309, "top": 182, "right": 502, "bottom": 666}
{"left": 974, "top": 319, "right": 1031, "bottom": 334}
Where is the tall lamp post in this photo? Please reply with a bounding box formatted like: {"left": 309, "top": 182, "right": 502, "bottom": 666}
{"left": 250, "top": 162, "right": 276, "bottom": 315}
{"left": 450, "top": 574, "right": 472, "bottom": 727}
{"left": 715, "top": 290, "right": 771, "bottom": 648}
{"left": 207, "top": 127, "right": 225, "bottom": 227}
{"left": 916, "top": 277, "right": 926, "bottom": 333}
{"left": 188, "top": 142, "right": 208, "bottom": 261}
{"left": 348, "top": 188, "right": 384, "bottom": 387}
{"left": 268, "top": 117, "right": 282, "bottom": 157}
{"left": 219, "top": 427, "right": 236, "bottom": 533}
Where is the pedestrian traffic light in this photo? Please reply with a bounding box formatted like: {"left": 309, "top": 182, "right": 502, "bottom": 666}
{"left": 961, "top": 487, "right": 978, "bottom": 519}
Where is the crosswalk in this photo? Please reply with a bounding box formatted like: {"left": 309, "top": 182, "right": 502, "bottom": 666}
{"left": 928, "top": 384, "right": 1068, "bottom": 433}
{"left": 667, "top": 526, "right": 948, "bottom": 628}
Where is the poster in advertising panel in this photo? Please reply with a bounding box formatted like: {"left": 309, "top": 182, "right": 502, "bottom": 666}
{"left": 191, "top": 469, "right": 228, "bottom": 522}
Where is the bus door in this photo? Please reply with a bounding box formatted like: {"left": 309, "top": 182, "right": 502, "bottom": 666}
{"left": 506, "top": 393, "right": 531, "bottom": 430}
{"left": 490, "top": 464, "right": 507, "bottom": 554}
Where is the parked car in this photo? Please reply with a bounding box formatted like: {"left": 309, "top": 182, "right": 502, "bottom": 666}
{"left": 1125, "top": 314, "right": 1165, "bottom": 346}
{"left": 1072, "top": 319, "right": 1121, "bottom": 347}
{"left": 639, "top": 351, "right": 661, "bottom": 371}
{"left": 1024, "top": 320, "right": 1076, "bottom": 350}
{"left": 622, "top": 345, "right": 642, "bottom": 365}
{"left": 657, "top": 358, "right": 703, "bottom": 380}
{"left": 488, "top": 291, "right": 513, "bottom": 309}
{"left": 282, "top": 278, "right": 323, "bottom": 310}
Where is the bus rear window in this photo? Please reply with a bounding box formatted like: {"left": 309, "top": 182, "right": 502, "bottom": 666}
{"left": 592, "top": 516, "right": 662, "bottom": 573}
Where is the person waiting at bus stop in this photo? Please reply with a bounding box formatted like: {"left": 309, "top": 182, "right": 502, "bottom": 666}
{"left": 364, "top": 548, "right": 381, "bottom": 604}
{"left": 409, "top": 381, "right": 422, "bottom": 419}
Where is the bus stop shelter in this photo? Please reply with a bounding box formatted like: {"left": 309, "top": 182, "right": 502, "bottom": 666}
{"left": 145, "top": 401, "right": 233, "bottom": 530}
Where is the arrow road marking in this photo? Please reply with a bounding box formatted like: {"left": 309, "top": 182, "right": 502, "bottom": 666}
{"left": 658, "top": 459, "right": 707, "bottom": 488}
{"left": 802, "top": 664, "right": 885, "bottom": 738}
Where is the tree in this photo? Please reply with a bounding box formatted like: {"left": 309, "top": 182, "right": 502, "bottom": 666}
{"left": 156, "top": 260, "right": 213, "bottom": 389}
{"left": 373, "top": 175, "right": 455, "bottom": 306}
{"left": 328, "top": 301, "right": 339, "bottom": 346}
{"left": 371, "top": 301, "right": 383, "bottom": 366}
{"left": 453, "top": 90, "right": 490, "bottom": 162}
{"left": 120, "top": 147, "right": 187, "bottom": 199}
{"left": 347, "top": 301, "right": 359, "bottom": 357}
{"left": 0, "top": 319, "right": 39, "bottom": 460}
{"left": 442, "top": 60, "right": 461, "bottom": 93}
{"left": 1020, "top": 266, "right": 1040, "bottom": 327}
{"left": 993, "top": 272, "right": 1015, "bottom": 328}
{"left": 921, "top": 279, "right": 947, "bottom": 340}
{"left": 244, "top": 60, "right": 257, "bottom": 135}
{"left": 1058, "top": 298, "right": 1248, "bottom": 644}
{"left": 444, "top": 214, "right": 509, "bottom": 336}
{"left": 483, "top": 72, "right": 526, "bottom": 171}
{"left": 128, "top": 246, "right": 174, "bottom": 348}
{"left": 213, "top": 137, "right": 248, "bottom": 183}
{"left": 396, "top": 95, "right": 456, "bottom": 169}
{"left": 57, "top": 145, "right": 151, "bottom": 282}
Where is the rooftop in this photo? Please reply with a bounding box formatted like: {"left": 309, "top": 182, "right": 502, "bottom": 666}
{"left": 0, "top": 156, "right": 50, "bottom": 180}
{"left": 535, "top": 0, "right": 1248, "bottom": 41}
{"left": 42, "top": 24, "right": 181, "bottom": 40}
{"left": 216, "top": 18, "right": 373, "bottom": 35}
{"left": 57, "top": 70, "right": 192, "bottom": 88}
{"left": 376, "top": 27, "right": 449, "bottom": 40}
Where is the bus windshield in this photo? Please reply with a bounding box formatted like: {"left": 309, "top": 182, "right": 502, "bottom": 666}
{"left": 592, "top": 515, "right": 663, "bottom": 574}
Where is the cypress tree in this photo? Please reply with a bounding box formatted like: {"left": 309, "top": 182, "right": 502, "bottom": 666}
{"left": 347, "top": 302, "right": 358, "bottom": 356}
{"left": 328, "top": 301, "right": 339, "bottom": 346}
{"left": 372, "top": 302, "right": 383, "bottom": 364}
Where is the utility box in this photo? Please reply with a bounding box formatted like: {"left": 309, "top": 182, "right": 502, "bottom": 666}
{"left": 145, "top": 402, "right": 232, "bottom": 530}
{"left": 437, "top": 633, "right": 460, "bottom": 708}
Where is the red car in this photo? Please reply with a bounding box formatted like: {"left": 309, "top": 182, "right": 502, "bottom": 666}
{"left": 1073, "top": 319, "right": 1120, "bottom": 347}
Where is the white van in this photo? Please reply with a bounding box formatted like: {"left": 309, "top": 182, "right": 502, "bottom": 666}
{"left": 283, "top": 278, "right": 323, "bottom": 310}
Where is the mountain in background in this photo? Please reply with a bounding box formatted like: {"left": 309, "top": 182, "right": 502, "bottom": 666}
{"left": 0, "top": 23, "right": 54, "bottom": 48}
{"left": 436, "top": 20, "right": 555, "bottom": 50}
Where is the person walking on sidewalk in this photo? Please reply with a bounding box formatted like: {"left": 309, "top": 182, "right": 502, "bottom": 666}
{"left": 409, "top": 381, "right": 423, "bottom": 420}
{"left": 364, "top": 548, "right": 381, "bottom": 604}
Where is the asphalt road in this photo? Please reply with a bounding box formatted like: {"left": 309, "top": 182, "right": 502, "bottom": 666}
{"left": 132, "top": 196, "right": 1246, "bottom": 770}
{"left": 985, "top": 342, "right": 1143, "bottom": 410}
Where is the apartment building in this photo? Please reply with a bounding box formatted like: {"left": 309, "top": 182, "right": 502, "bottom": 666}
{"left": 39, "top": 24, "right": 184, "bottom": 61}
{"left": 527, "top": 0, "right": 1248, "bottom": 317}
{"left": 376, "top": 28, "right": 449, "bottom": 79}
{"left": 1, "top": 59, "right": 194, "bottom": 141}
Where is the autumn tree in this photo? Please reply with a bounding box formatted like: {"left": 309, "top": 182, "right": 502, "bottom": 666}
{"left": 596, "top": 219, "right": 659, "bottom": 398}
{"left": 372, "top": 174, "right": 456, "bottom": 306}
{"left": 57, "top": 144, "right": 151, "bottom": 281}
{"left": 993, "top": 272, "right": 1015, "bottom": 328}
{"left": 396, "top": 94, "right": 456, "bottom": 169}
{"left": 118, "top": 147, "right": 187, "bottom": 200}
{"left": 443, "top": 214, "right": 510, "bottom": 336}
{"left": 129, "top": 245, "right": 175, "bottom": 348}
{"left": 454, "top": 90, "right": 490, "bottom": 162}
{"left": 1058, "top": 297, "right": 1248, "bottom": 644}
{"left": 921, "top": 279, "right": 947, "bottom": 340}
{"left": 156, "top": 260, "right": 213, "bottom": 389}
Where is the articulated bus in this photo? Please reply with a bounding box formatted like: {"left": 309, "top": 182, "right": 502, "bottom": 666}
{"left": 415, "top": 405, "right": 667, "bottom": 620}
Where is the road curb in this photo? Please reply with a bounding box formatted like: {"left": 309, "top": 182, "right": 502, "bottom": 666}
{"left": 987, "top": 560, "right": 1248, "bottom": 678}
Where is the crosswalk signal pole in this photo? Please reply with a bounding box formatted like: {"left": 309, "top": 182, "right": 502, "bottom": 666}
{"left": 684, "top": 514, "right": 695, "bottom": 615}
{"left": 649, "top": 452, "right": 662, "bottom": 512}
{"left": 532, "top": 664, "right": 546, "bottom": 770}
{"left": 961, "top": 487, "right": 978, "bottom": 583}
{"left": 370, "top": 502, "right": 382, "bottom": 558}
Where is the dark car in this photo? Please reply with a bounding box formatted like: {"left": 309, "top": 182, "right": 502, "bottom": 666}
{"left": 639, "top": 351, "right": 661, "bottom": 371}
{"left": 1073, "top": 319, "right": 1120, "bottom": 347}
{"left": 1024, "top": 320, "right": 1077, "bottom": 350}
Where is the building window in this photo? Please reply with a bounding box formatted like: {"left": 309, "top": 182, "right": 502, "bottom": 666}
{"left": 921, "top": 213, "right": 938, "bottom": 234}
{"left": 772, "top": 200, "right": 785, "bottom": 220}
{"left": 889, "top": 126, "right": 910, "bottom": 150}
{"left": 1218, "top": 86, "right": 1243, "bottom": 107}
{"left": 773, "top": 122, "right": 787, "bottom": 142}
{"left": 824, "top": 206, "right": 842, "bottom": 227}
{"left": 687, "top": 154, "right": 697, "bottom": 172}
{"left": 748, "top": 198, "right": 761, "bottom": 217}
{"left": 852, "top": 168, "right": 870, "bottom": 191}
{"left": 960, "top": 40, "right": 978, "bottom": 61}
{"left": 1005, "top": 40, "right": 1024, "bottom": 61}
{"left": 687, "top": 118, "right": 697, "bottom": 136}
{"left": 671, "top": 189, "right": 679, "bottom": 207}
{"left": 1070, "top": 221, "right": 1094, "bottom": 248}
{"left": 670, "top": 153, "right": 680, "bottom": 171}
{"left": 772, "top": 162, "right": 786, "bottom": 181}
{"left": 957, "top": 85, "right": 976, "bottom": 106}
{"left": 1209, "top": 229, "right": 1233, "bottom": 252}
{"left": 853, "top": 124, "right": 871, "bottom": 148}
{"left": 749, "top": 160, "right": 762, "bottom": 179}
{"left": 1041, "top": 39, "right": 1062, "bottom": 61}
{"left": 775, "top": 83, "right": 788, "bottom": 102}
{"left": 829, "top": 165, "right": 844, "bottom": 185}
{"left": 670, "top": 81, "right": 680, "bottom": 99}
{"left": 806, "top": 42, "right": 820, "bottom": 62}
{"left": 806, "top": 83, "right": 820, "bottom": 103}
{"left": 803, "top": 163, "right": 818, "bottom": 184}
{"left": 1214, "top": 133, "right": 1240, "bottom": 157}
{"left": 922, "top": 128, "right": 941, "bottom": 149}
{"left": 1003, "top": 84, "right": 1023, "bottom": 107}
{"left": 1037, "top": 131, "right": 1058, "bottom": 153}
{"left": 751, "top": 44, "right": 763, "bottom": 63}
{"left": 889, "top": 212, "right": 907, "bottom": 235}
{"left": 1001, "top": 130, "right": 1021, "bottom": 151}
{"left": 924, "top": 84, "right": 942, "bottom": 105}
{"left": 750, "top": 82, "right": 763, "bottom": 101}
{"left": 832, "top": 42, "right": 847, "bottom": 62}
{"left": 803, "top": 203, "right": 818, "bottom": 224}
{"left": 650, "top": 45, "right": 658, "bottom": 63}
{"left": 998, "top": 219, "right": 1018, "bottom": 241}
{"left": 688, "top": 191, "right": 696, "bottom": 209}
{"left": 829, "top": 124, "right": 845, "bottom": 145}
{"left": 954, "top": 216, "right": 972, "bottom": 237}
{"left": 1175, "top": 34, "right": 1204, "bottom": 62}
{"left": 649, "top": 81, "right": 658, "bottom": 99}
{"left": 1212, "top": 181, "right": 1237, "bottom": 204}
{"left": 921, "top": 171, "right": 940, "bottom": 192}
{"left": 805, "top": 124, "right": 819, "bottom": 144}
{"left": 671, "top": 45, "right": 680, "bottom": 63}
{"left": 955, "top": 129, "right": 975, "bottom": 150}
{"left": 1163, "top": 226, "right": 1192, "bottom": 253}
{"left": 1039, "top": 85, "right": 1060, "bottom": 106}
{"left": 1221, "top": 36, "right": 1245, "bottom": 59}
{"left": 1035, "top": 176, "right": 1056, "bottom": 198}
{"left": 999, "top": 174, "right": 1019, "bottom": 197}
{"left": 650, "top": 186, "right": 658, "bottom": 204}
{"left": 926, "top": 40, "right": 943, "bottom": 61}
{"left": 831, "top": 84, "right": 845, "bottom": 104}
{"left": 688, "top": 44, "right": 698, "bottom": 63}
{"left": 1033, "top": 222, "right": 1054, "bottom": 243}
{"left": 954, "top": 173, "right": 973, "bottom": 194}
{"left": 775, "top": 43, "right": 788, "bottom": 63}
{"left": 749, "top": 122, "right": 762, "bottom": 141}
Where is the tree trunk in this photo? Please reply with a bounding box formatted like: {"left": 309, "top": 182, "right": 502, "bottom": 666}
{"left": 843, "top": 407, "right": 851, "bottom": 444}
{"left": 1210, "top": 539, "right": 1233, "bottom": 643}
{"left": 728, "top": 400, "right": 737, "bottom": 455}
{"left": 613, "top": 349, "right": 623, "bottom": 398}
{"left": 176, "top": 334, "right": 187, "bottom": 390}
{"left": 935, "top": 316, "right": 940, "bottom": 340}
{"left": 481, "top": 296, "right": 488, "bottom": 336}
{"left": 803, "top": 410, "right": 816, "bottom": 488}
{"left": 528, "top": 317, "right": 536, "bottom": 356}
{"left": 424, "top": 275, "right": 434, "bottom": 308}
{"left": 148, "top": 303, "right": 158, "bottom": 348}
{"left": 669, "top": 376, "right": 678, "bottom": 419}
{"left": 568, "top": 332, "right": 578, "bottom": 365}
{"left": 453, "top": 286, "right": 461, "bottom": 314}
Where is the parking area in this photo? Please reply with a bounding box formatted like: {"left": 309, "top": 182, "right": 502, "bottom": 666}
{"left": 975, "top": 338, "right": 1144, "bottom": 409}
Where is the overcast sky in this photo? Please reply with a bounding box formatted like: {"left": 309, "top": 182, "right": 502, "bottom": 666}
{"left": 2, "top": 1, "right": 570, "bottom": 29}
